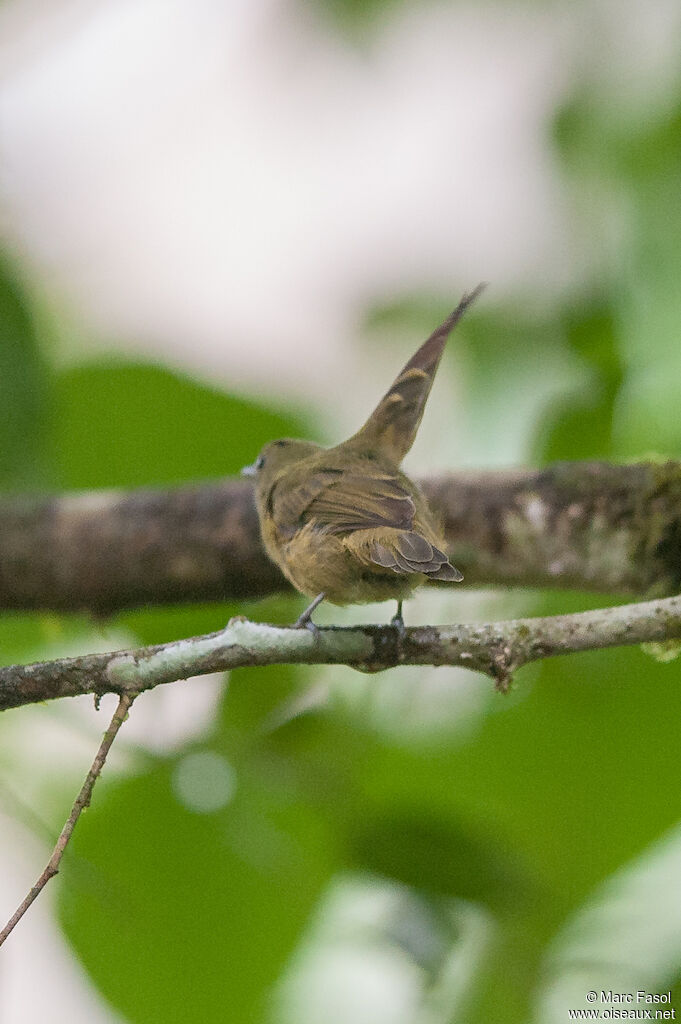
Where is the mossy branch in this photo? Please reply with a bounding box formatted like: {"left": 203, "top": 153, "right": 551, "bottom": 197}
{"left": 0, "top": 461, "right": 680, "bottom": 615}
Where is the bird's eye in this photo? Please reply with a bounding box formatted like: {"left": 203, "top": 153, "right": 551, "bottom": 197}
{"left": 255, "top": 455, "right": 265, "bottom": 470}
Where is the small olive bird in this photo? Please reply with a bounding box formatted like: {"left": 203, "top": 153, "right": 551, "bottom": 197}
{"left": 243, "top": 284, "right": 485, "bottom": 630}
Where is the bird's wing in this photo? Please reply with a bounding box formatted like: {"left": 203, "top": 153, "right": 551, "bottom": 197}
{"left": 305, "top": 471, "right": 464, "bottom": 580}
{"left": 272, "top": 468, "right": 463, "bottom": 581}
{"left": 271, "top": 469, "right": 412, "bottom": 538}
{"left": 269, "top": 470, "right": 346, "bottom": 539}
{"left": 303, "top": 471, "right": 416, "bottom": 533}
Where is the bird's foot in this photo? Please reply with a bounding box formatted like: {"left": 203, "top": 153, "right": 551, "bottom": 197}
{"left": 293, "top": 592, "right": 326, "bottom": 639}
{"left": 390, "top": 601, "right": 406, "bottom": 640}
{"left": 298, "top": 618, "right": 321, "bottom": 640}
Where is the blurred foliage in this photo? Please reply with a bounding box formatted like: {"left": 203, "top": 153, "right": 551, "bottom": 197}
{"left": 532, "top": 298, "right": 623, "bottom": 463}
{"left": 1, "top": 18, "right": 681, "bottom": 1024}
{"left": 52, "top": 360, "right": 311, "bottom": 644}
{"left": 60, "top": 751, "right": 336, "bottom": 1024}
{"left": 53, "top": 360, "right": 309, "bottom": 490}
{"left": 316, "top": 0, "right": 406, "bottom": 36}
{"left": 0, "top": 255, "right": 50, "bottom": 491}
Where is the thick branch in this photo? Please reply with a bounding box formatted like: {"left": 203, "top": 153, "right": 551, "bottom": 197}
{"left": 2, "top": 594, "right": 681, "bottom": 710}
{"left": 0, "top": 461, "right": 679, "bottom": 614}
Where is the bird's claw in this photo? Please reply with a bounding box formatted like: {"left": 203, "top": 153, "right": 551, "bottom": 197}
{"left": 293, "top": 592, "right": 325, "bottom": 635}
{"left": 294, "top": 614, "right": 321, "bottom": 640}
{"left": 390, "top": 613, "right": 406, "bottom": 640}
{"left": 390, "top": 600, "right": 406, "bottom": 639}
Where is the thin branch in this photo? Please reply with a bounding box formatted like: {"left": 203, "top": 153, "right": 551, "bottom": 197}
{"left": 1, "top": 594, "right": 681, "bottom": 712}
{"left": 0, "top": 691, "right": 136, "bottom": 946}
{"left": 0, "top": 460, "right": 680, "bottom": 613}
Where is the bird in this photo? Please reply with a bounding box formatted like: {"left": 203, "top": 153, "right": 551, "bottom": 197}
{"left": 242, "top": 284, "right": 485, "bottom": 631}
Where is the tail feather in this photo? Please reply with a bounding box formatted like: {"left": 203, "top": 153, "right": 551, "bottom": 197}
{"left": 347, "top": 284, "right": 485, "bottom": 464}
{"left": 368, "top": 531, "right": 464, "bottom": 582}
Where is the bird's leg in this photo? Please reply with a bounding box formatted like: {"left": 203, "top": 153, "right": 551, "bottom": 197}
{"left": 390, "top": 600, "right": 406, "bottom": 639}
{"left": 294, "top": 592, "right": 326, "bottom": 636}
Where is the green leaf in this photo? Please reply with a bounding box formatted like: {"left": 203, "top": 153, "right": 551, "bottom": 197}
{"left": 453, "top": 305, "right": 588, "bottom": 466}
{"left": 119, "top": 594, "right": 302, "bottom": 648}
{"left": 350, "top": 811, "right": 530, "bottom": 912}
{"left": 53, "top": 360, "right": 310, "bottom": 489}
{"left": 0, "top": 611, "right": 110, "bottom": 668}
{"left": 532, "top": 297, "right": 622, "bottom": 463}
{"left": 59, "top": 755, "right": 336, "bottom": 1024}
{"left": 50, "top": 360, "right": 309, "bottom": 642}
{"left": 0, "top": 255, "right": 50, "bottom": 489}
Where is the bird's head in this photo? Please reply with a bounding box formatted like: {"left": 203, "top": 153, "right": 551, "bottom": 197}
{"left": 241, "top": 438, "right": 323, "bottom": 494}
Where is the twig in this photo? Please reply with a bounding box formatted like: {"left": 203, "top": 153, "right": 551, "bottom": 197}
{"left": 0, "top": 691, "right": 136, "bottom": 946}
{"left": 1, "top": 593, "right": 681, "bottom": 712}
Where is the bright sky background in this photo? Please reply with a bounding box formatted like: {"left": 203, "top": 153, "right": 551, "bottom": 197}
{"left": 1, "top": 0, "right": 580, "bottom": 400}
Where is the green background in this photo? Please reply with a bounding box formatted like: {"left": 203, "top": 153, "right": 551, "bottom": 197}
{"left": 2, "top": 9, "right": 681, "bottom": 1024}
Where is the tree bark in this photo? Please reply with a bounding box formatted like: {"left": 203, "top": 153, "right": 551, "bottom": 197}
{"left": 0, "top": 460, "right": 679, "bottom": 614}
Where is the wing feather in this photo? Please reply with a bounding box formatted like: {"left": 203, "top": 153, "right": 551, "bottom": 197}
{"left": 270, "top": 470, "right": 344, "bottom": 539}
{"left": 304, "top": 472, "right": 415, "bottom": 533}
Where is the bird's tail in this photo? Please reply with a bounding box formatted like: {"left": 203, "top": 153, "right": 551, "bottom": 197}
{"left": 346, "top": 283, "right": 486, "bottom": 464}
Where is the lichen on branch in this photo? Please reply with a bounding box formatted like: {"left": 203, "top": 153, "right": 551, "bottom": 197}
{"left": 2, "top": 593, "right": 681, "bottom": 710}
